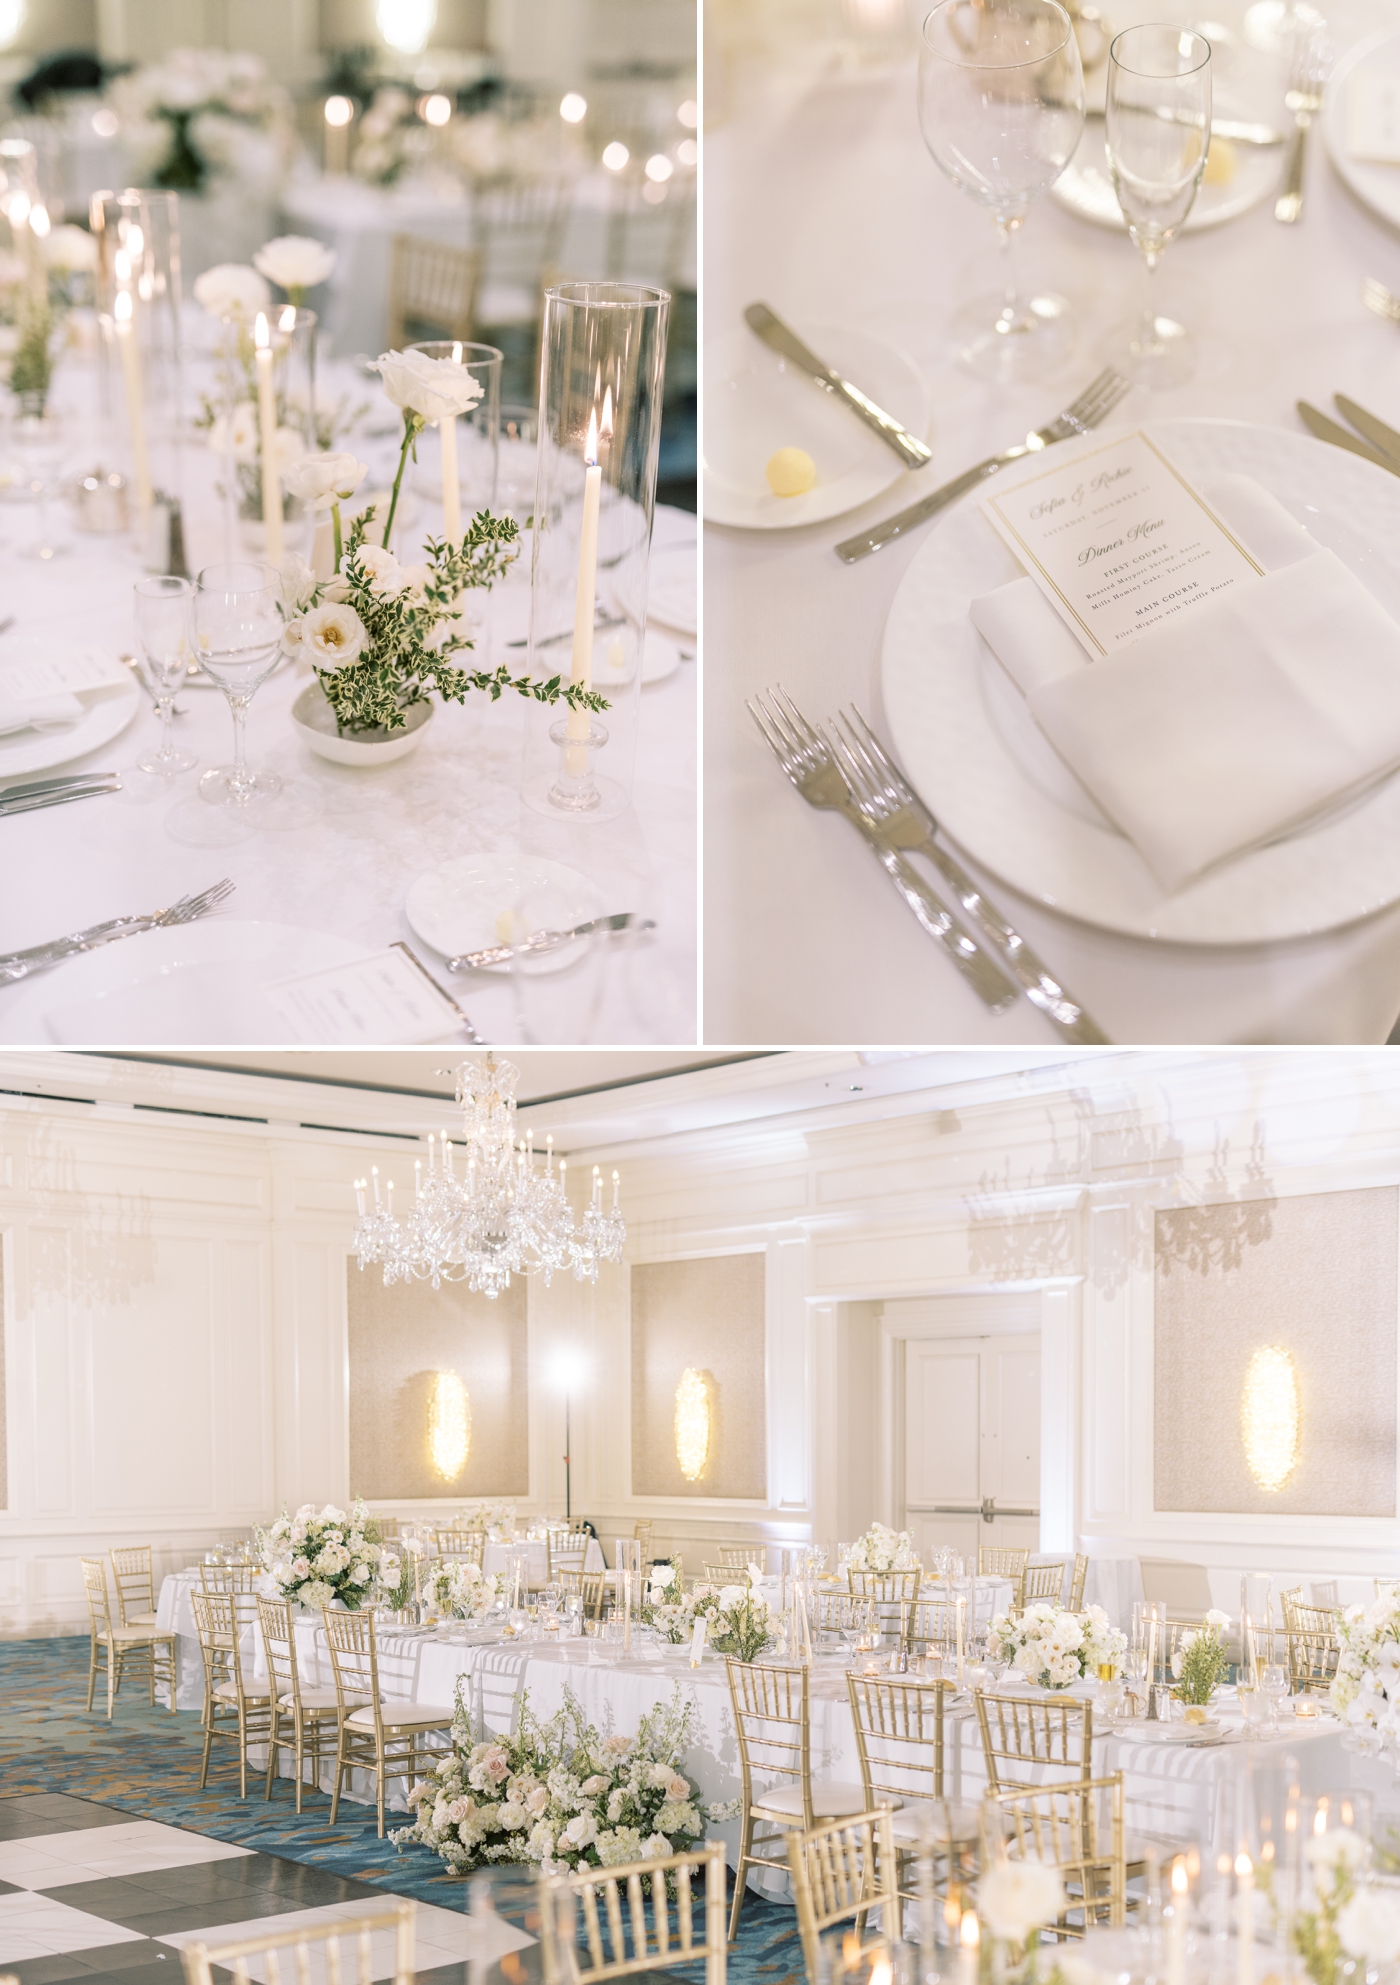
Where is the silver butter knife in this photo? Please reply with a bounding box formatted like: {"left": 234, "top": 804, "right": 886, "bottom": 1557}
{"left": 744, "top": 303, "right": 932, "bottom": 471}
{"left": 1333, "top": 394, "right": 1400, "bottom": 468}
{"left": 0, "top": 775, "right": 122, "bottom": 817}
{"left": 1297, "top": 401, "right": 1400, "bottom": 477}
{"left": 444, "top": 912, "right": 653, "bottom": 973}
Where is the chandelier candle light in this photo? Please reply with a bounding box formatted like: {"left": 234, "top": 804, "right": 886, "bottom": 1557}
{"left": 351, "top": 1053, "right": 624, "bottom": 1297}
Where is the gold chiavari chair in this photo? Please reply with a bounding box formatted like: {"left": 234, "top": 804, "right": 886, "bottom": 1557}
{"left": 375, "top": 1515, "right": 402, "bottom": 1542}
{"left": 725, "top": 1657, "right": 868, "bottom": 1942}
{"left": 547, "top": 1525, "right": 590, "bottom": 1579}
{"left": 975, "top": 1690, "right": 1093, "bottom": 1791}
{"left": 192, "top": 1589, "right": 273, "bottom": 1798}
{"left": 1023, "top": 1562, "right": 1068, "bottom": 1610}
{"left": 1068, "top": 1553, "right": 1089, "bottom": 1613}
{"left": 80, "top": 1556, "right": 178, "bottom": 1719}
{"left": 109, "top": 1545, "right": 158, "bottom": 1626}
{"left": 703, "top": 1563, "right": 737, "bottom": 1585}
{"left": 199, "top": 1560, "right": 260, "bottom": 1629}
{"left": 259, "top": 1594, "right": 355, "bottom": 1813}
{"left": 472, "top": 176, "right": 572, "bottom": 337}
{"left": 560, "top": 1567, "right": 608, "bottom": 1620}
{"left": 719, "top": 1546, "right": 752, "bottom": 1569}
{"left": 786, "top": 1808, "right": 900, "bottom": 1981}
{"left": 1284, "top": 1600, "right": 1343, "bottom": 1694}
{"left": 900, "top": 1597, "right": 958, "bottom": 1656}
{"left": 1377, "top": 1578, "right": 1400, "bottom": 1601}
{"left": 810, "top": 1591, "right": 877, "bottom": 1644}
{"left": 324, "top": 1609, "right": 455, "bottom": 1837}
{"left": 385, "top": 234, "right": 481, "bottom": 349}
{"left": 538, "top": 1839, "right": 727, "bottom": 1985}
{"left": 986, "top": 1775, "right": 1127, "bottom": 1936}
{"left": 849, "top": 1569, "right": 921, "bottom": 1640}
{"left": 180, "top": 1899, "right": 415, "bottom": 1985}
{"left": 435, "top": 1528, "right": 486, "bottom": 1564}
{"left": 847, "top": 1675, "right": 979, "bottom": 1913}
{"left": 978, "top": 1547, "right": 1031, "bottom": 1609}
{"left": 633, "top": 1519, "right": 655, "bottom": 1562}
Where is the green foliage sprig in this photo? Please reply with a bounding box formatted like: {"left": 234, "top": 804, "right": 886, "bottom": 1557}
{"left": 1174, "top": 1623, "right": 1229, "bottom": 1706}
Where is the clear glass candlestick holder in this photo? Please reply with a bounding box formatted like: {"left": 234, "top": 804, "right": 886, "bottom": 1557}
{"left": 91, "top": 188, "right": 186, "bottom": 570}
{"left": 213, "top": 305, "right": 318, "bottom": 560}
{"left": 405, "top": 339, "right": 503, "bottom": 530}
{"left": 521, "top": 282, "right": 670, "bottom": 824}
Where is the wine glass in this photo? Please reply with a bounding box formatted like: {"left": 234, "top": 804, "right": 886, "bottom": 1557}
{"left": 918, "top": 0, "right": 1086, "bottom": 382}
{"left": 1104, "top": 24, "right": 1212, "bottom": 389}
{"left": 133, "top": 576, "right": 197, "bottom": 776}
{"left": 193, "top": 561, "right": 284, "bottom": 808}
{"left": 1261, "top": 1661, "right": 1291, "bottom": 1730}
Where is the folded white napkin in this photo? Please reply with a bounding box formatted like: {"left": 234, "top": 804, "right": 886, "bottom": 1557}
{"left": 0, "top": 683, "right": 84, "bottom": 736}
{"left": 968, "top": 475, "right": 1400, "bottom": 892}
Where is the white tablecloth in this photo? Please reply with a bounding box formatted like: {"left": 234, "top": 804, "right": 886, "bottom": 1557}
{"left": 704, "top": 0, "right": 1400, "bottom": 1044}
{"left": 0, "top": 336, "right": 695, "bottom": 1046}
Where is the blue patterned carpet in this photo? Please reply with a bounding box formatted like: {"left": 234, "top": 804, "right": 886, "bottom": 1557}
{"left": 0, "top": 1636, "right": 804, "bottom": 1984}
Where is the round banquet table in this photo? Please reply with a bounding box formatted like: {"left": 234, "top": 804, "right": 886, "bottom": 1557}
{"left": 0, "top": 320, "right": 696, "bottom": 1047}
{"left": 705, "top": 0, "right": 1400, "bottom": 1044}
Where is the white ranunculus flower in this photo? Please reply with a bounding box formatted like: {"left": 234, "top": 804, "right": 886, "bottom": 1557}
{"left": 281, "top": 450, "right": 367, "bottom": 508}
{"left": 353, "top": 542, "right": 412, "bottom": 597}
{"left": 193, "top": 262, "right": 271, "bottom": 320}
{"left": 979, "top": 1860, "right": 1066, "bottom": 1943}
{"left": 44, "top": 225, "right": 98, "bottom": 273}
{"left": 298, "top": 602, "right": 367, "bottom": 671}
{"left": 1339, "top": 1891, "right": 1400, "bottom": 1965}
{"left": 254, "top": 234, "right": 336, "bottom": 292}
{"left": 372, "top": 346, "right": 486, "bottom": 424}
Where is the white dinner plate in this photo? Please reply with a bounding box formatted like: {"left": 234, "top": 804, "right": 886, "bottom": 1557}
{"left": 703, "top": 321, "right": 931, "bottom": 530}
{"left": 0, "top": 920, "right": 376, "bottom": 1046}
{"left": 405, "top": 853, "right": 606, "bottom": 975}
{"left": 0, "top": 671, "right": 139, "bottom": 780}
{"left": 645, "top": 539, "right": 698, "bottom": 638}
{"left": 879, "top": 417, "right": 1400, "bottom": 945}
{"left": 1113, "top": 1719, "right": 1226, "bottom": 1744}
{"left": 1323, "top": 29, "right": 1400, "bottom": 233}
{"left": 1052, "top": 91, "right": 1281, "bottom": 232}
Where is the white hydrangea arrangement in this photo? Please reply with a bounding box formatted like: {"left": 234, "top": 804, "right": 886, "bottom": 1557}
{"left": 641, "top": 1566, "right": 722, "bottom": 1644}
{"left": 988, "top": 1604, "right": 1127, "bottom": 1691}
{"left": 846, "top": 1523, "right": 919, "bottom": 1574}
{"left": 107, "top": 48, "right": 291, "bottom": 196}
{"left": 457, "top": 1499, "right": 519, "bottom": 1533}
{"left": 1330, "top": 1595, "right": 1400, "bottom": 1739}
{"left": 394, "top": 1681, "right": 721, "bottom": 1874}
{"left": 256, "top": 1498, "right": 385, "bottom": 1611}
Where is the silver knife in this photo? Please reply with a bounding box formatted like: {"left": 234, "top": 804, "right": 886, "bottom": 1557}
{"left": 444, "top": 912, "right": 653, "bottom": 973}
{"left": 0, "top": 777, "right": 122, "bottom": 817}
{"left": 1334, "top": 394, "right": 1400, "bottom": 469}
{"left": 1297, "top": 401, "right": 1400, "bottom": 477}
{"left": 1087, "top": 107, "right": 1284, "bottom": 145}
{"left": 744, "top": 303, "right": 932, "bottom": 471}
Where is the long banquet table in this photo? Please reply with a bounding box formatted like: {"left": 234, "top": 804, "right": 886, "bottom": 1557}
{"left": 704, "top": 0, "right": 1400, "bottom": 1045}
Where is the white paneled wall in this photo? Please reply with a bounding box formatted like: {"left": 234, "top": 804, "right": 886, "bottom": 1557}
{"left": 5, "top": 1049, "right": 1400, "bottom": 1636}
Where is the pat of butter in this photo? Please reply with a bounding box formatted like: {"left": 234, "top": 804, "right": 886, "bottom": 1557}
{"left": 495, "top": 910, "right": 518, "bottom": 943}
{"left": 766, "top": 447, "right": 817, "bottom": 497}
{"left": 1202, "top": 135, "right": 1235, "bottom": 185}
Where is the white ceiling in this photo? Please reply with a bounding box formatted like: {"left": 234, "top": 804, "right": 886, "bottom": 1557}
{"left": 102, "top": 1051, "right": 764, "bottom": 1104}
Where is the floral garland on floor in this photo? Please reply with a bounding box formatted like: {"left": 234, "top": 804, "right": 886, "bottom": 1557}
{"left": 256, "top": 1498, "right": 387, "bottom": 1610}
{"left": 988, "top": 1604, "right": 1127, "bottom": 1690}
{"left": 846, "top": 1522, "right": 919, "bottom": 1574}
{"left": 394, "top": 1681, "right": 728, "bottom": 1873}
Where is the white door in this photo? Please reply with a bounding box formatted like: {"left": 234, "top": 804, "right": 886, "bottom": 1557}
{"left": 901, "top": 1333, "right": 1041, "bottom": 1564}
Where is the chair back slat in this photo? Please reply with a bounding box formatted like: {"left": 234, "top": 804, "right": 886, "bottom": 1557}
{"left": 979, "top": 1547, "right": 1031, "bottom": 1608}
{"left": 324, "top": 1607, "right": 383, "bottom": 1728}
{"left": 811, "top": 1592, "right": 876, "bottom": 1640}
{"left": 986, "top": 1775, "right": 1125, "bottom": 1935}
{"left": 80, "top": 1556, "right": 114, "bottom": 1636}
{"left": 257, "top": 1595, "right": 301, "bottom": 1706}
{"left": 178, "top": 1899, "right": 415, "bottom": 1985}
{"left": 110, "top": 1545, "right": 154, "bottom": 1623}
{"left": 1022, "top": 1561, "right": 1068, "bottom": 1609}
{"left": 975, "top": 1688, "right": 1094, "bottom": 1789}
{"left": 786, "top": 1809, "right": 898, "bottom": 1984}
{"left": 1068, "top": 1553, "right": 1089, "bottom": 1613}
{"left": 847, "top": 1673, "right": 948, "bottom": 1807}
{"left": 901, "top": 1597, "right": 958, "bottom": 1654}
{"left": 560, "top": 1568, "right": 607, "bottom": 1619}
{"left": 538, "top": 1841, "right": 726, "bottom": 1985}
{"left": 386, "top": 234, "right": 481, "bottom": 348}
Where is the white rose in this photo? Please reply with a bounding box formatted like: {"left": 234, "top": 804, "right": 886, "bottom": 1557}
{"left": 44, "top": 225, "right": 98, "bottom": 273}
{"left": 281, "top": 450, "right": 367, "bottom": 508}
{"left": 372, "top": 346, "right": 486, "bottom": 424}
{"left": 193, "top": 262, "right": 271, "bottom": 320}
{"left": 254, "top": 234, "right": 337, "bottom": 293}
{"left": 353, "top": 542, "right": 412, "bottom": 597}
{"left": 563, "top": 1814, "right": 597, "bottom": 1848}
{"left": 298, "top": 602, "right": 367, "bottom": 672}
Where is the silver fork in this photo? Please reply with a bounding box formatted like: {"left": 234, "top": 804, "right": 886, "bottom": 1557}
{"left": 830, "top": 707, "right": 1110, "bottom": 1043}
{"left": 0, "top": 878, "right": 236, "bottom": 984}
{"left": 835, "top": 367, "right": 1131, "bottom": 562}
{"left": 1275, "top": 27, "right": 1328, "bottom": 225}
{"left": 749, "top": 688, "right": 1018, "bottom": 1013}
{"left": 1363, "top": 277, "right": 1400, "bottom": 326}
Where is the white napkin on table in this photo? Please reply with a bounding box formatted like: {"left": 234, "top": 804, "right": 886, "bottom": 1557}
{"left": 0, "top": 682, "right": 84, "bottom": 736}
{"left": 968, "top": 475, "right": 1400, "bottom": 893}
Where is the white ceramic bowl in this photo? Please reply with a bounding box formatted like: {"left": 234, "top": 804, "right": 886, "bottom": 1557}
{"left": 291, "top": 680, "right": 435, "bottom": 766}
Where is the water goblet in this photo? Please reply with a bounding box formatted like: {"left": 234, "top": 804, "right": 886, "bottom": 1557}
{"left": 918, "top": 0, "right": 1086, "bottom": 381}
{"left": 1261, "top": 1661, "right": 1291, "bottom": 1730}
{"left": 12, "top": 414, "right": 72, "bottom": 562}
{"left": 133, "top": 576, "right": 198, "bottom": 776}
{"left": 1104, "top": 24, "right": 1212, "bottom": 389}
{"left": 193, "top": 560, "right": 284, "bottom": 808}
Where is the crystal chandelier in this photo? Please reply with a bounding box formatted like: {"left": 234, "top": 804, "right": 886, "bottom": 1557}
{"left": 351, "top": 1054, "right": 624, "bottom": 1298}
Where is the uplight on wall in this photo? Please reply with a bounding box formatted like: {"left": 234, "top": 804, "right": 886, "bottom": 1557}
{"left": 674, "top": 1367, "right": 711, "bottom": 1482}
{"left": 428, "top": 1370, "right": 471, "bottom": 1480}
{"left": 377, "top": 0, "right": 436, "bottom": 55}
{"left": 1241, "top": 1346, "right": 1300, "bottom": 1492}
{"left": 0, "top": 1, "right": 24, "bottom": 51}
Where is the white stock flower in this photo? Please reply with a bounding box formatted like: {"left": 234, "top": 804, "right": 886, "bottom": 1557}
{"left": 281, "top": 451, "right": 367, "bottom": 508}
{"left": 43, "top": 225, "right": 98, "bottom": 273}
{"left": 1339, "top": 1891, "right": 1400, "bottom": 1965}
{"left": 978, "top": 1861, "right": 1066, "bottom": 1943}
{"left": 254, "top": 234, "right": 336, "bottom": 292}
{"left": 298, "top": 602, "right": 367, "bottom": 672}
{"left": 372, "top": 346, "right": 486, "bottom": 424}
{"left": 1205, "top": 1608, "right": 1231, "bottom": 1630}
{"left": 193, "top": 262, "right": 270, "bottom": 320}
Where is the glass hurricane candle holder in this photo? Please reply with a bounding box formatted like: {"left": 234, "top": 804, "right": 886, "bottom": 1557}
{"left": 212, "top": 304, "right": 318, "bottom": 560}
{"left": 405, "top": 339, "right": 503, "bottom": 530}
{"left": 522, "top": 281, "right": 670, "bottom": 823}
{"left": 91, "top": 188, "right": 186, "bottom": 571}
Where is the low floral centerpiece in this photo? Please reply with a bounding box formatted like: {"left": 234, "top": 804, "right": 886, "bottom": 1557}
{"left": 107, "top": 48, "right": 291, "bottom": 196}
{"left": 394, "top": 1681, "right": 724, "bottom": 1873}
{"left": 1, "top": 224, "right": 98, "bottom": 418}
{"left": 846, "top": 1523, "right": 920, "bottom": 1574}
{"left": 1293, "top": 1826, "right": 1391, "bottom": 1985}
{"left": 988, "top": 1604, "right": 1127, "bottom": 1691}
{"left": 255, "top": 1498, "right": 386, "bottom": 1611}
{"left": 641, "top": 1567, "right": 722, "bottom": 1644}
{"left": 426, "top": 1560, "right": 506, "bottom": 1622}
{"left": 979, "top": 1859, "right": 1067, "bottom": 1973}
{"left": 1330, "top": 1593, "right": 1400, "bottom": 1743}
{"left": 1170, "top": 1608, "right": 1231, "bottom": 1720}
{"left": 709, "top": 1568, "right": 776, "bottom": 1663}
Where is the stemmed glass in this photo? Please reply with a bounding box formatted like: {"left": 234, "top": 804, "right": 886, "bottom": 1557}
{"left": 133, "top": 576, "right": 197, "bottom": 776}
{"left": 918, "top": 0, "right": 1086, "bottom": 382}
{"left": 1104, "top": 24, "right": 1212, "bottom": 389}
{"left": 193, "top": 561, "right": 284, "bottom": 808}
{"left": 1261, "top": 1661, "right": 1291, "bottom": 1731}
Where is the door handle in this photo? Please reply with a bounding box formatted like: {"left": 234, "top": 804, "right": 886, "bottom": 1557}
{"left": 924, "top": 1500, "right": 1041, "bottom": 1524}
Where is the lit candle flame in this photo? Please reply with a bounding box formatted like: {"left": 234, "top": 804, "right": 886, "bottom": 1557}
{"left": 279, "top": 304, "right": 297, "bottom": 333}
{"left": 601, "top": 384, "right": 614, "bottom": 441}
{"left": 114, "top": 247, "right": 131, "bottom": 285}
{"left": 451, "top": 340, "right": 462, "bottom": 362}
{"left": 254, "top": 311, "right": 270, "bottom": 350}
{"left": 1172, "top": 1859, "right": 1189, "bottom": 1896}
{"left": 113, "top": 289, "right": 132, "bottom": 323}
{"left": 584, "top": 408, "right": 599, "bottom": 467}
{"left": 961, "top": 1913, "right": 980, "bottom": 1950}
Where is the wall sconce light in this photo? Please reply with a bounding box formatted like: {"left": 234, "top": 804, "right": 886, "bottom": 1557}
{"left": 377, "top": 0, "right": 436, "bottom": 54}
{"left": 0, "top": 2, "right": 24, "bottom": 52}
{"left": 1241, "top": 1346, "right": 1299, "bottom": 1492}
{"left": 675, "top": 1367, "right": 711, "bottom": 1482}
{"left": 428, "top": 1370, "right": 470, "bottom": 1480}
